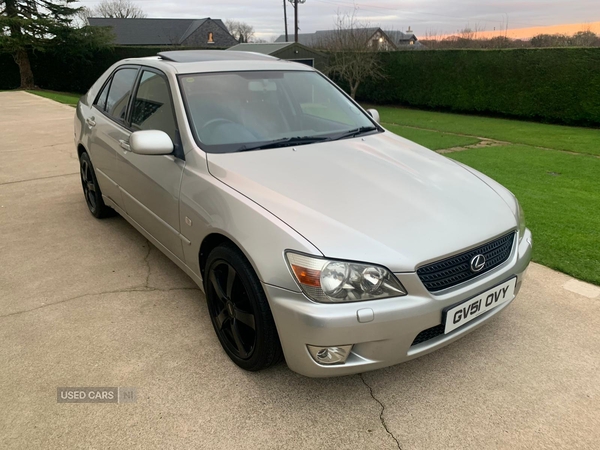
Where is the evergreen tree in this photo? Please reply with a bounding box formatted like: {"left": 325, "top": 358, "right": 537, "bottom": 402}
{"left": 0, "top": 0, "right": 111, "bottom": 88}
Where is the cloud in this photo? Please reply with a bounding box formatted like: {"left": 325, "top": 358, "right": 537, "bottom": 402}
{"left": 76, "top": 0, "right": 600, "bottom": 39}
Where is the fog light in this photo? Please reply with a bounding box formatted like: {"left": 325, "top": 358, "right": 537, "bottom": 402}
{"left": 307, "top": 345, "right": 353, "bottom": 365}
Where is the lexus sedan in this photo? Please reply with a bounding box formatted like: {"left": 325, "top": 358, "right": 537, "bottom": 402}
{"left": 74, "top": 50, "right": 532, "bottom": 377}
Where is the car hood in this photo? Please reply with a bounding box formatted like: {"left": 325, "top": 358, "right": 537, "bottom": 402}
{"left": 206, "top": 132, "right": 517, "bottom": 272}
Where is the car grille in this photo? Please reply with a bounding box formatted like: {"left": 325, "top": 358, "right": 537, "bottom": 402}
{"left": 411, "top": 324, "right": 445, "bottom": 346}
{"left": 417, "top": 232, "right": 516, "bottom": 292}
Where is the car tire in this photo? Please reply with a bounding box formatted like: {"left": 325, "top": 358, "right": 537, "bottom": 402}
{"left": 204, "top": 244, "right": 283, "bottom": 371}
{"left": 79, "top": 151, "right": 112, "bottom": 219}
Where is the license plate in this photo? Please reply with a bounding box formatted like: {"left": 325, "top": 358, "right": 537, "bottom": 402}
{"left": 444, "top": 278, "right": 516, "bottom": 334}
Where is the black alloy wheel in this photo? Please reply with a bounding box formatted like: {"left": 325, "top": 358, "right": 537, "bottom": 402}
{"left": 208, "top": 260, "right": 257, "bottom": 359}
{"left": 80, "top": 158, "right": 97, "bottom": 211}
{"left": 205, "top": 245, "right": 283, "bottom": 371}
{"left": 79, "top": 152, "right": 112, "bottom": 219}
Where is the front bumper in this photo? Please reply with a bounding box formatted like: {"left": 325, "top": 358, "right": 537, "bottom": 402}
{"left": 266, "top": 229, "right": 533, "bottom": 377}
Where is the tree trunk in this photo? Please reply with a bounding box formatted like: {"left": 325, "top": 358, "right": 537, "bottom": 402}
{"left": 350, "top": 81, "right": 359, "bottom": 99}
{"left": 13, "top": 49, "right": 35, "bottom": 89}
{"left": 5, "top": 0, "right": 36, "bottom": 89}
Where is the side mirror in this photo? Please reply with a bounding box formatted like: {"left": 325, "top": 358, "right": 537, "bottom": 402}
{"left": 366, "top": 109, "right": 380, "bottom": 124}
{"left": 129, "top": 130, "right": 174, "bottom": 156}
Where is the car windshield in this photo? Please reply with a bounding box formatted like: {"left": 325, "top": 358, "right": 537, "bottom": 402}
{"left": 179, "top": 70, "right": 380, "bottom": 153}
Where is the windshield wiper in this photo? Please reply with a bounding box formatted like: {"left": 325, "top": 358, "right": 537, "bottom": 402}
{"left": 329, "top": 126, "right": 380, "bottom": 142}
{"left": 234, "top": 128, "right": 379, "bottom": 152}
{"left": 236, "top": 135, "right": 330, "bottom": 152}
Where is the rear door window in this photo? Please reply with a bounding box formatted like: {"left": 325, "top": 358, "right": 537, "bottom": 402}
{"left": 104, "top": 67, "right": 139, "bottom": 123}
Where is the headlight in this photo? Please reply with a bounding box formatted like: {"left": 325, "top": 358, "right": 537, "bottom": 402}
{"left": 516, "top": 200, "right": 526, "bottom": 239}
{"left": 285, "top": 252, "right": 407, "bottom": 303}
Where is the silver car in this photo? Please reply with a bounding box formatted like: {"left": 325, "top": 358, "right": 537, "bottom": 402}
{"left": 75, "top": 51, "right": 532, "bottom": 377}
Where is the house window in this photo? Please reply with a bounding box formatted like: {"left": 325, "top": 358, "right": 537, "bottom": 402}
{"left": 208, "top": 32, "right": 214, "bottom": 44}
{"left": 410, "top": 40, "right": 414, "bottom": 45}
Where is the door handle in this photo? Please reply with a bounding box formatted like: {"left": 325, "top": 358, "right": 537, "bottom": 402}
{"left": 85, "top": 117, "right": 96, "bottom": 128}
{"left": 119, "top": 139, "right": 131, "bottom": 151}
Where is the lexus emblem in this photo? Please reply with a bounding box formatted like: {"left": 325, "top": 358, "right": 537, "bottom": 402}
{"left": 470, "top": 254, "right": 486, "bottom": 273}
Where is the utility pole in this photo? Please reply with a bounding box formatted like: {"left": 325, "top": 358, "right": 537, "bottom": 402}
{"left": 294, "top": 0, "right": 299, "bottom": 43}
{"left": 283, "top": 0, "right": 288, "bottom": 42}
{"left": 287, "top": 0, "right": 305, "bottom": 43}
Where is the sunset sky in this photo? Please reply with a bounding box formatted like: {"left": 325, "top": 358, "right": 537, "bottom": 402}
{"left": 459, "top": 21, "right": 600, "bottom": 40}
{"left": 75, "top": 0, "right": 600, "bottom": 40}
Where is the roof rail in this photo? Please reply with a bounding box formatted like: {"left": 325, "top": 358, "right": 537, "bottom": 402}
{"left": 157, "top": 50, "right": 278, "bottom": 63}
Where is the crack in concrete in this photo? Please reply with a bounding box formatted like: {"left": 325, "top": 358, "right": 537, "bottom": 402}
{"left": 1, "top": 240, "right": 200, "bottom": 321}
{"left": 359, "top": 373, "right": 402, "bottom": 449}
{"left": 2, "top": 141, "right": 73, "bottom": 152}
{"left": 53, "top": 143, "right": 80, "bottom": 161}
{"left": 0, "top": 285, "right": 200, "bottom": 320}
{"left": 142, "top": 241, "right": 153, "bottom": 289}
{"left": 0, "top": 172, "right": 78, "bottom": 186}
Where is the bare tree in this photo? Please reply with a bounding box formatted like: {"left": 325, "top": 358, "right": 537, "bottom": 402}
{"left": 530, "top": 33, "right": 570, "bottom": 48}
{"left": 421, "top": 26, "right": 599, "bottom": 50}
{"left": 225, "top": 20, "right": 255, "bottom": 43}
{"left": 319, "top": 11, "right": 386, "bottom": 99}
{"left": 422, "top": 29, "right": 444, "bottom": 49}
{"left": 94, "top": 0, "right": 146, "bottom": 19}
{"left": 458, "top": 25, "right": 481, "bottom": 41}
{"left": 75, "top": 6, "right": 93, "bottom": 27}
{"left": 571, "top": 30, "right": 599, "bottom": 47}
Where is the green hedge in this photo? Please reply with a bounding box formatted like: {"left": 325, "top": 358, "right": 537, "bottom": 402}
{"left": 3, "top": 46, "right": 600, "bottom": 125}
{"left": 0, "top": 46, "right": 220, "bottom": 93}
{"left": 0, "top": 53, "right": 21, "bottom": 89}
{"left": 358, "top": 48, "right": 600, "bottom": 126}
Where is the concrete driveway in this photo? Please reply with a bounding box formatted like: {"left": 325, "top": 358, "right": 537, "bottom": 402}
{"left": 1, "top": 91, "right": 599, "bottom": 449}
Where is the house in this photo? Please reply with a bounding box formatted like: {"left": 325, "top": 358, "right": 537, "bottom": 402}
{"left": 88, "top": 17, "right": 239, "bottom": 48}
{"left": 226, "top": 42, "right": 327, "bottom": 69}
{"left": 386, "top": 28, "right": 424, "bottom": 48}
{"left": 275, "top": 27, "right": 423, "bottom": 50}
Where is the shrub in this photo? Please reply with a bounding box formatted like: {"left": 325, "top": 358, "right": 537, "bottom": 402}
{"left": 0, "top": 46, "right": 218, "bottom": 93}
{"left": 358, "top": 48, "right": 600, "bottom": 126}
{"left": 3, "top": 46, "right": 600, "bottom": 126}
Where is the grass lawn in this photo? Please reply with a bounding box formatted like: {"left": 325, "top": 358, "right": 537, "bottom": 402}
{"left": 378, "top": 106, "right": 600, "bottom": 286}
{"left": 376, "top": 106, "right": 600, "bottom": 156}
{"left": 26, "top": 90, "right": 80, "bottom": 106}
{"left": 449, "top": 146, "right": 600, "bottom": 285}
{"left": 384, "top": 124, "right": 479, "bottom": 150}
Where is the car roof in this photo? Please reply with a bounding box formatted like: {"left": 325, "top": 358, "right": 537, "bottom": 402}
{"left": 158, "top": 50, "right": 275, "bottom": 62}
{"left": 118, "top": 50, "right": 315, "bottom": 75}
